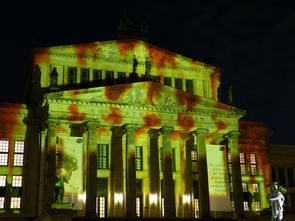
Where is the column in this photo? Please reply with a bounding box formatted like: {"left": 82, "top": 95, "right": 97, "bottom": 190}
{"left": 148, "top": 129, "right": 160, "bottom": 217}
{"left": 227, "top": 131, "right": 244, "bottom": 217}
{"left": 161, "top": 126, "right": 175, "bottom": 219}
{"left": 125, "top": 124, "right": 138, "bottom": 218}
{"left": 195, "top": 128, "right": 210, "bottom": 219}
{"left": 85, "top": 121, "right": 100, "bottom": 216}
{"left": 110, "top": 126, "right": 124, "bottom": 217}
{"left": 45, "top": 120, "right": 59, "bottom": 208}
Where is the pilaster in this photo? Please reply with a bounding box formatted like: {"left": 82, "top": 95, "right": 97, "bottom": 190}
{"left": 160, "top": 126, "right": 175, "bottom": 219}
{"left": 195, "top": 128, "right": 210, "bottom": 219}
{"left": 125, "top": 124, "right": 138, "bottom": 218}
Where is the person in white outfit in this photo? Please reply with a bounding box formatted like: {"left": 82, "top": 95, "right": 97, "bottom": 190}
{"left": 269, "top": 184, "right": 285, "bottom": 221}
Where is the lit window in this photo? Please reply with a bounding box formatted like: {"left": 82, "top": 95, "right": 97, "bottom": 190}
{"left": 14, "top": 141, "right": 24, "bottom": 153}
{"left": 239, "top": 153, "right": 245, "bottom": 163}
{"left": 99, "top": 197, "right": 106, "bottom": 218}
{"left": 0, "top": 175, "right": 6, "bottom": 187}
{"left": 194, "top": 198, "right": 199, "bottom": 218}
{"left": 191, "top": 150, "right": 198, "bottom": 173}
{"left": 243, "top": 201, "right": 249, "bottom": 211}
{"left": 241, "top": 164, "right": 246, "bottom": 175}
{"left": 97, "top": 144, "right": 108, "bottom": 169}
{"left": 161, "top": 197, "right": 164, "bottom": 217}
{"left": 242, "top": 183, "right": 247, "bottom": 192}
{"left": 252, "top": 183, "right": 259, "bottom": 193}
{"left": 10, "top": 197, "right": 21, "bottom": 209}
{"left": 250, "top": 153, "right": 256, "bottom": 164}
{"left": 0, "top": 197, "right": 4, "bottom": 209}
{"left": 12, "top": 176, "right": 22, "bottom": 187}
{"left": 0, "top": 140, "right": 9, "bottom": 166}
{"left": 253, "top": 201, "right": 261, "bottom": 211}
{"left": 97, "top": 178, "right": 107, "bottom": 195}
{"left": 135, "top": 146, "right": 143, "bottom": 171}
{"left": 227, "top": 153, "right": 231, "bottom": 163}
{"left": 228, "top": 164, "right": 232, "bottom": 174}
{"left": 231, "top": 201, "right": 235, "bottom": 211}
{"left": 136, "top": 197, "right": 141, "bottom": 217}
{"left": 230, "top": 182, "right": 233, "bottom": 192}
{"left": 250, "top": 165, "right": 257, "bottom": 175}
{"left": 13, "top": 154, "right": 23, "bottom": 166}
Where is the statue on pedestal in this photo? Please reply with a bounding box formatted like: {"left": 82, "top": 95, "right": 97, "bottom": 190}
{"left": 268, "top": 183, "right": 286, "bottom": 221}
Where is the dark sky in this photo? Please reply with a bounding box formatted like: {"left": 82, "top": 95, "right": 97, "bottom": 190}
{"left": 1, "top": 1, "right": 295, "bottom": 144}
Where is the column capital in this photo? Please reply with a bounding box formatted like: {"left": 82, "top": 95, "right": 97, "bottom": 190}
{"left": 111, "top": 126, "right": 125, "bottom": 137}
{"left": 46, "top": 119, "right": 60, "bottom": 128}
{"left": 124, "top": 124, "right": 138, "bottom": 134}
{"left": 148, "top": 129, "right": 160, "bottom": 139}
{"left": 194, "top": 128, "right": 209, "bottom": 135}
{"left": 160, "top": 126, "right": 174, "bottom": 135}
{"left": 225, "top": 131, "right": 240, "bottom": 140}
{"left": 86, "top": 121, "right": 100, "bottom": 130}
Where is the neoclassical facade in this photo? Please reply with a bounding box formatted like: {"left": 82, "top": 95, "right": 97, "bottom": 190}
{"left": 0, "top": 39, "right": 272, "bottom": 220}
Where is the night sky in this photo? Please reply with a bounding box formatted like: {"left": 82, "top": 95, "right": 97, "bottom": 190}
{"left": 0, "top": 1, "right": 294, "bottom": 145}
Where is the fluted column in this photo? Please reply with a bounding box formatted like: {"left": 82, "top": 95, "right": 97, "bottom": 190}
{"left": 45, "top": 120, "right": 59, "bottom": 208}
{"left": 227, "top": 131, "right": 244, "bottom": 217}
{"left": 148, "top": 129, "right": 160, "bottom": 217}
{"left": 161, "top": 126, "right": 175, "bottom": 219}
{"left": 125, "top": 124, "right": 138, "bottom": 218}
{"left": 195, "top": 128, "right": 210, "bottom": 219}
{"left": 85, "top": 121, "right": 100, "bottom": 216}
{"left": 110, "top": 126, "right": 124, "bottom": 217}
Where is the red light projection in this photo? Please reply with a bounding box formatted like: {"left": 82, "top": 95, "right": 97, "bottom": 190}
{"left": 210, "top": 71, "right": 221, "bottom": 101}
{"left": 68, "top": 104, "right": 86, "bottom": 121}
{"left": 97, "top": 127, "right": 108, "bottom": 138}
{"left": 135, "top": 128, "right": 147, "bottom": 143}
{"left": 143, "top": 114, "right": 161, "bottom": 127}
{"left": 116, "top": 40, "right": 139, "bottom": 56}
{"left": 34, "top": 48, "right": 50, "bottom": 64}
{"left": 177, "top": 112, "right": 195, "bottom": 131}
{"left": 102, "top": 107, "right": 123, "bottom": 124}
{"left": 147, "top": 44, "right": 177, "bottom": 69}
{"left": 176, "top": 90, "right": 200, "bottom": 111}
{"left": 214, "top": 102, "right": 233, "bottom": 111}
{"left": 75, "top": 43, "right": 100, "bottom": 65}
{"left": 211, "top": 115, "right": 228, "bottom": 132}
{"left": 147, "top": 82, "right": 163, "bottom": 106}
{"left": 171, "top": 131, "right": 181, "bottom": 140}
{"left": 105, "top": 84, "right": 132, "bottom": 101}
{"left": 56, "top": 125, "right": 66, "bottom": 133}
{"left": 69, "top": 90, "right": 81, "bottom": 98}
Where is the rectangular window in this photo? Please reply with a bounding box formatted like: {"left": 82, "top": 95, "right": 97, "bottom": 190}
{"left": 105, "top": 71, "right": 114, "bottom": 84}
{"left": 239, "top": 153, "right": 245, "bottom": 163}
{"left": 93, "top": 69, "right": 102, "bottom": 81}
{"left": 68, "top": 67, "right": 77, "bottom": 84}
{"left": 0, "top": 140, "right": 9, "bottom": 166}
{"left": 12, "top": 176, "right": 22, "bottom": 187}
{"left": 253, "top": 201, "right": 261, "bottom": 211}
{"left": 243, "top": 201, "right": 249, "bottom": 211}
{"left": 99, "top": 197, "right": 106, "bottom": 218}
{"left": 97, "top": 144, "right": 108, "bottom": 169}
{"left": 14, "top": 141, "right": 24, "bottom": 167}
{"left": 242, "top": 183, "right": 247, "bottom": 192}
{"left": 241, "top": 164, "right": 246, "bottom": 175}
{"left": 250, "top": 164, "right": 257, "bottom": 175}
{"left": 164, "top": 77, "right": 172, "bottom": 86}
{"left": 151, "top": 76, "right": 160, "bottom": 83}
{"left": 0, "top": 197, "right": 4, "bottom": 209}
{"left": 0, "top": 175, "right": 6, "bottom": 187}
{"left": 175, "top": 78, "right": 183, "bottom": 90}
{"left": 80, "top": 68, "right": 89, "bottom": 82}
{"left": 117, "top": 72, "right": 126, "bottom": 83}
{"left": 161, "top": 197, "right": 164, "bottom": 217}
{"left": 288, "top": 168, "right": 294, "bottom": 187}
{"left": 191, "top": 150, "right": 198, "bottom": 173}
{"left": 202, "top": 80, "right": 209, "bottom": 98}
{"left": 97, "top": 178, "right": 108, "bottom": 195}
{"left": 227, "top": 152, "right": 231, "bottom": 163}
{"left": 228, "top": 164, "right": 232, "bottom": 174}
{"left": 230, "top": 182, "right": 233, "bottom": 192}
{"left": 136, "top": 179, "right": 142, "bottom": 196}
{"left": 10, "top": 197, "right": 21, "bottom": 209}
{"left": 186, "top": 79, "right": 194, "bottom": 93}
{"left": 136, "top": 197, "right": 141, "bottom": 217}
{"left": 252, "top": 183, "right": 259, "bottom": 193}
{"left": 135, "top": 146, "right": 143, "bottom": 171}
{"left": 250, "top": 153, "right": 256, "bottom": 164}
{"left": 194, "top": 198, "right": 199, "bottom": 218}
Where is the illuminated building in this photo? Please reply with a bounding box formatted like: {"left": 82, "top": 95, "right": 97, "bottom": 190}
{"left": 0, "top": 39, "right": 273, "bottom": 220}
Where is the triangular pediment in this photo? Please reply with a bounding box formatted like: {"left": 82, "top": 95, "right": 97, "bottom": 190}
{"left": 45, "top": 81, "right": 244, "bottom": 117}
